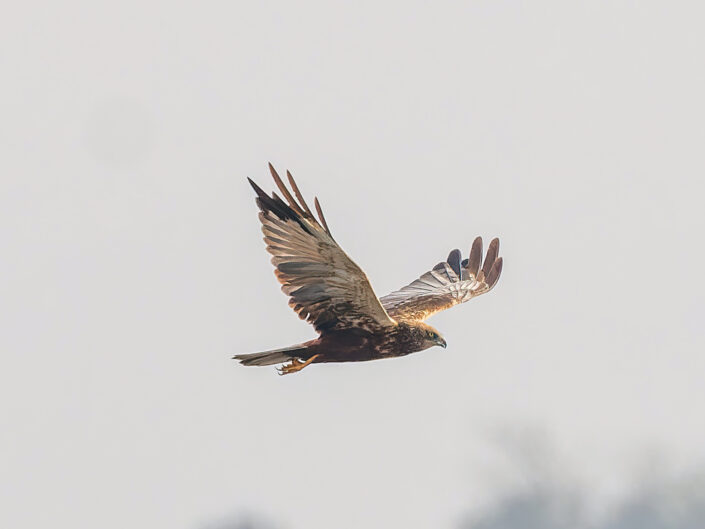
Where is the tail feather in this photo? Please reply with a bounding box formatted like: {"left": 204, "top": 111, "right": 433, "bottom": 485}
{"left": 233, "top": 343, "right": 311, "bottom": 367}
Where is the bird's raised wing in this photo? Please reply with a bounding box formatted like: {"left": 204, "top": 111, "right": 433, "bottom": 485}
{"left": 249, "top": 164, "right": 396, "bottom": 333}
{"left": 380, "top": 237, "right": 503, "bottom": 322}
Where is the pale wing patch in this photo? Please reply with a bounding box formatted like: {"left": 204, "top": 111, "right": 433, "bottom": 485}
{"left": 380, "top": 237, "right": 503, "bottom": 322}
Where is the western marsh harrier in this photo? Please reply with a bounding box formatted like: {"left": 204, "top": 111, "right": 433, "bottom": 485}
{"left": 234, "top": 165, "right": 503, "bottom": 374}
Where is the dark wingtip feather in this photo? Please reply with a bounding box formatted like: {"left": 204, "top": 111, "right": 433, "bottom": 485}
{"left": 267, "top": 164, "right": 283, "bottom": 191}
{"left": 248, "top": 177, "right": 268, "bottom": 198}
{"left": 482, "top": 238, "right": 500, "bottom": 277}
{"left": 486, "top": 257, "right": 503, "bottom": 289}
{"left": 287, "top": 170, "right": 313, "bottom": 216}
{"left": 267, "top": 162, "right": 277, "bottom": 177}
{"left": 468, "top": 236, "right": 483, "bottom": 277}
{"left": 248, "top": 175, "right": 313, "bottom": 234}
{"left": 314, "top": 196, "right": 332, "bottom": 236}
{"left": 446, "top": 249, "right": 461, "bottom": 277}
{"left": 269, "top": 164, "right": 305, "bottom": 215}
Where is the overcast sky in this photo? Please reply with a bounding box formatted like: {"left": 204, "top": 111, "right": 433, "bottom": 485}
{"left": 2, "top": 2, "right": 704, "bottom": 528}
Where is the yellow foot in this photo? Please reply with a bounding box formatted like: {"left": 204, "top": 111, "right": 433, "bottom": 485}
{"left": 277, "top": 354, "right": 321, "bottom": 376}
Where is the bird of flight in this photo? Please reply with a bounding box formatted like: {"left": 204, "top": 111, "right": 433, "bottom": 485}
{"left": 234, "top": 164, "right": 503, "bottom": 375}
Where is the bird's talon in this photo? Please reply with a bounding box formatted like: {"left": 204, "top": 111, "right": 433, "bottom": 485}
{"left": 277, "top": 355, "right": 320, "bottom": 375}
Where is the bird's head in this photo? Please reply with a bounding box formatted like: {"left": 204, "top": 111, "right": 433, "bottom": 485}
{"left": 417, "top": 323, "right": 447, "bottom": 350}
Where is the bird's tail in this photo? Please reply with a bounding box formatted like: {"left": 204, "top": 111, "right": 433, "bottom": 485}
{"left": 233, "top": 343, "right": 312, "bottom": 367}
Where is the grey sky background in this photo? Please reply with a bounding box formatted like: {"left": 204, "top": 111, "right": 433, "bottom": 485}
{"left": 2, "top": 1, "right": 704, "bottom": 528}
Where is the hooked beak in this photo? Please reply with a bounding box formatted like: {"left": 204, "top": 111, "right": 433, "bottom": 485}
{"left": 437, "top": 337, "right": 447, "bottom": 349}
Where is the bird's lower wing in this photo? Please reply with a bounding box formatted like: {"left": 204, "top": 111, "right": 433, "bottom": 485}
{"left": 380, "top": 237, "right": 503, "bottom": 322}
{"left": 249, "top": 165, "right": 396, "bottom": 333}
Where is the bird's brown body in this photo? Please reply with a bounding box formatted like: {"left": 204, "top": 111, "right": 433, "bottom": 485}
{"left": 294, "top": 322, "right": 442, "bottom": 364}
{"left": 233, "top": 164, "right": 503, "bottom": 374}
